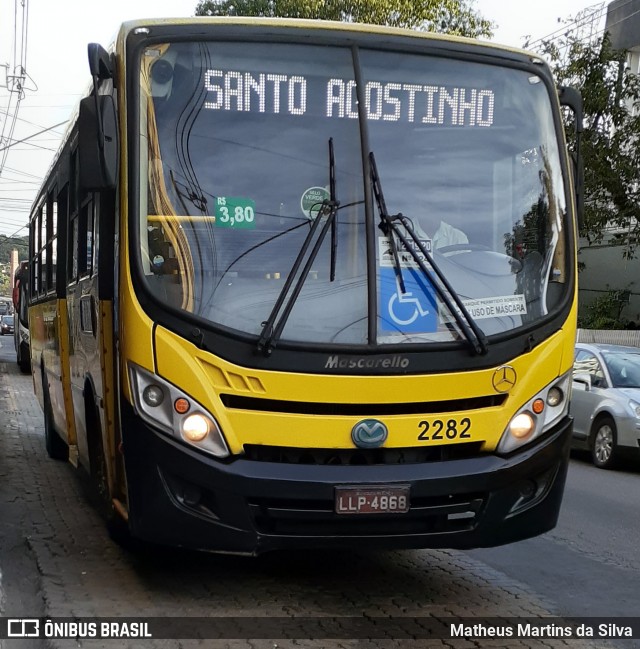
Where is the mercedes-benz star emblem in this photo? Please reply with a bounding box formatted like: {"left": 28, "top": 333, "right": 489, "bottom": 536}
{"left": 351, "top": 419, "right": 388, "bottom": 449}
{"left": 492, "top": 365, "right": 517, "bottom": 393}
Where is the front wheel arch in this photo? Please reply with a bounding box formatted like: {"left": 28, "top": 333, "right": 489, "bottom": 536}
{"left": 83, "top": 379, "right": 130, "bottom": 544}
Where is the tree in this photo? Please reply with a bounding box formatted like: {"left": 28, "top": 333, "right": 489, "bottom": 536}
{"left": 577, "top": 289, "right": 631, "bottom": 329}
{"left": 0, "top": 235, "right": 28, "bottom": 296}
{"left": 0, "top": 235, "right": 28, "bottom": 268}
{"left": 537, "top": 33, "right": 640, "bottom": 256}
{"left": 194, "top": 0, "right": 494, "bottom": 39}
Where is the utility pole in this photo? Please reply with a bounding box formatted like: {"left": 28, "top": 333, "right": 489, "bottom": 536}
{"left": 0, "top": 0, "right": 32, "bottom": 178}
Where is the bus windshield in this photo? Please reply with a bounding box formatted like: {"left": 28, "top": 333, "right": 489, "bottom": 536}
{"left": 138, "top": 41, "right": 568, "bottom": 347}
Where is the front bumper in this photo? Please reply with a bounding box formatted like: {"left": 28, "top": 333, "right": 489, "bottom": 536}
{"left": 121, "top": 401, "right": 572, "bottom": 554}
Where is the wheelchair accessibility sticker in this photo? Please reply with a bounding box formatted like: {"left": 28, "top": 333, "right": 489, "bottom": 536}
{"left": 378, "top": 235, "right": 438, "bottom": 333}
{"left": 379, "top": 267, "right": 438, "bottom": 333}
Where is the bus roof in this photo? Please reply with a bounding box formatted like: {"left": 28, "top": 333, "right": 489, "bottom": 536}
{"left": 117, "top": 16, "right": 542, "bottom": 61}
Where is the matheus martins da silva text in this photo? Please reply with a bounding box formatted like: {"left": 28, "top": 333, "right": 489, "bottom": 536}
{"left": 450, "top": 623, "right": 633, "bottom": 638}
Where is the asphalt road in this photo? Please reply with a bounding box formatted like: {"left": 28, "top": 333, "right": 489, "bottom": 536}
{"left": 471, "top": 455, "right": 640, "bottom": 619}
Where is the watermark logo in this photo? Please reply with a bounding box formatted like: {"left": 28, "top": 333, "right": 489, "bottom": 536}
{"left": 8, "top": 619, "right": 40, "bottom": 637}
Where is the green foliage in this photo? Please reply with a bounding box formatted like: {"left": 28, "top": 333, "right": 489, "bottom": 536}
{"left": 537, "top": 33, "right": 640, "bottom": 255}
{"left": 0, "top": 235, "right": 28, "bottom": 264}
{"left": 578, "top": 289, "right": 631, "bottom": 330}
{"left": 194, "top": 0, "right": 494, "bottom": 38}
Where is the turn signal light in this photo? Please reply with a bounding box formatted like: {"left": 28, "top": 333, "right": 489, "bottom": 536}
{"left": 532, "top": 399, "right": 545, "bottom": 414}
{"left": 174, "top": 398, "right": 190, "bottom": 414}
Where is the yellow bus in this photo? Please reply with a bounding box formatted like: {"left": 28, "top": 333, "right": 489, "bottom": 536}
{"left": 29, "top": 18, "right": 583, "bottom": 553}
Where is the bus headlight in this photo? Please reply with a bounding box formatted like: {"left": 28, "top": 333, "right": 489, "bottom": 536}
{"left": 128, "top": 362, "right": 229, "bottom": 458}
{"left": 182, "top": 414, "right": 210, "bottom": 442}
{"left": 509, "top": 413, "right": 536, "bottom": 440}
{"left": 497, "top": 371, "right": 571, "bottom": 455}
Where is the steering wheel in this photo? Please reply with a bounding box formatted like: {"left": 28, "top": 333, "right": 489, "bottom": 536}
{"left": 436, "top": 243, "right": 493, "bottom": 254}
{"left": 435, "top": 243, "right": 523, "bottom": 272}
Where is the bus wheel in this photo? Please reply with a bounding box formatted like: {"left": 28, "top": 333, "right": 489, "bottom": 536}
{"left": 18, "top": 343, "right": 30, "bottom": 374}
{"left": 43, "top": 379, "right": 68, "bottom": 461}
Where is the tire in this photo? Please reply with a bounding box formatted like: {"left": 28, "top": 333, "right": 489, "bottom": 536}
{"left": 18, "top": 356, "right": 30, "bottom": 374}
{"left": 590, "top": 416, "right": 618, "bottom": 469}
{"left": 17, "top": 343, "right": 30, "bottom": 374}
{"left": 43, "top": 379, "right": 68, "bottom": 461}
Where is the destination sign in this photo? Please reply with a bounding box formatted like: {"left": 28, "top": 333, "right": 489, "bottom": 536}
{"left": 204, "top": 69, "right": 495, "bottom": 127}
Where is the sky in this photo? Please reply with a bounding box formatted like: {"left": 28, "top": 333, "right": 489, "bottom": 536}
{"left": 0, "top": 0, "right": 605, "bottom": 238}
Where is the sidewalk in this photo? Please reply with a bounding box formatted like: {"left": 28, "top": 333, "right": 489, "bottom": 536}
{"left": 0, "top": 358, "right": 618, "bottom": 649}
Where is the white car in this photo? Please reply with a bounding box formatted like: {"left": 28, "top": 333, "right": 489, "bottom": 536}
{"left": 571, "top": 342, "right": 640, "bottom": 469}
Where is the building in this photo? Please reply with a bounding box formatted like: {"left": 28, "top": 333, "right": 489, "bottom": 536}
{"left": 573, "top": 0, "right": 640, "bottom": 324}
{"left": 606, "top": 0, "right": 640, "bottom": 69}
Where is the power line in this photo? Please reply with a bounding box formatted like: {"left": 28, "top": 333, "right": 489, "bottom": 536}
{"left": 0, "top": 120, "right": 66, "bottom": 153}
{"left": 0, "top": 233, "right": 28, "bottom": 242}
{"left": 0, "top": 0, "right": 32, "bottom": 180}
{"left": 1, "top": 165, "right": 42, "bottom": 179}
{"left": 2, "top": 224, "right": 28, "bottom": 238}
{"left": 526, "top": 2, "right": 607, "bottom": 49}
{"left": 0, "top": 179, "right": 41, "bottom": 185}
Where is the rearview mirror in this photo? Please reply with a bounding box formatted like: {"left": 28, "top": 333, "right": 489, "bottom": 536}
{"left": 572, "top": 371, "right": 592, "bottom": 391}
{"left": 78, "top": 95, "right": 118, "bottom": 190}
{"left": 78, "top": 43, "right": 118, "bottom": 191}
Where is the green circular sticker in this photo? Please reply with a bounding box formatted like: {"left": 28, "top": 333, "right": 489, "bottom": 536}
{"left": 300, "top": 186, "right": 330, "bottom": 219}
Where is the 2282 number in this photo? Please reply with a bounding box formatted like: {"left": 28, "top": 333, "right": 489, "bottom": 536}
{"left": 418, "top": 418, "right": 471, "bottom": 441}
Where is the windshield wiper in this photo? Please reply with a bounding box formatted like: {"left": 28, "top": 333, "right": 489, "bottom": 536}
{"left": 369, "top": 152, "right": 488, "bottom": 356}
{"left": 257, "top": 139, "right": 340, "bottom": 356}
{"left": 329, "top": 137, "right": 338, "bottom": 282}
{"left": 370, "top": 153, "right": 406, "bottom": 295}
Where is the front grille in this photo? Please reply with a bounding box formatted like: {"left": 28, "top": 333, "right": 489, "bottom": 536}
{"left": 243, "top": 442, "right": 485, "bottom": 465}
{"left": 249, "top": 493, "right": 485, "bottom": 536}
{"left": 222, "top": 394, "right": 506, "bottom": 416}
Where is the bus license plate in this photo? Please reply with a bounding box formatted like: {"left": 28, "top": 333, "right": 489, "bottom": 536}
{"left": 335, "top": 486, "right": 410, "bottom": 515}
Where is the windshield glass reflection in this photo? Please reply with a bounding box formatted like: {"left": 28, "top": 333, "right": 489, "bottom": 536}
{"left": 138, "top": 41, "right": 569, "bottom": 347}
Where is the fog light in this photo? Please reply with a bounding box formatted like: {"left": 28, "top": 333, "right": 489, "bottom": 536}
{"left": 519, "top": 479, "right": 537, "bottom": 499}
{"left": 142, "top": 384, "right": 164, "bottom": 407}
{"left": 507, "top": 466, "right": 558, "bottom": 517}
{"left": 547, "top": 387, "right": 563, "bottom": 407}
{"left": 509, "top": 413, "right": 535, "bottom": 439}
{"left": 182, "top": 414, "right": 210, "bottom": 442}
